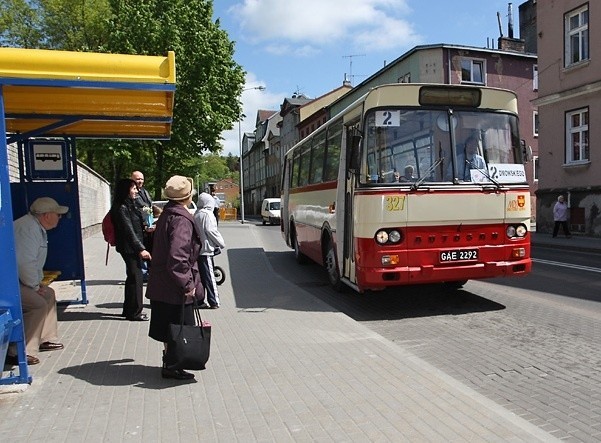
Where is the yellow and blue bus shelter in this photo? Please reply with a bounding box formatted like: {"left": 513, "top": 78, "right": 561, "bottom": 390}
{"left": 0, "top": 48, "right": 175, "bottom": 385}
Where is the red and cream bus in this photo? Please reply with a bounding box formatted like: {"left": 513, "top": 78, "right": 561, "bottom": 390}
{"left": 281, "top": 83, "right": 531, "bottom": 293}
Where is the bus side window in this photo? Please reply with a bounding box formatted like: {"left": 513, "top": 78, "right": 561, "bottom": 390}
{"left": 291, "top": 152, "right": 301, "bottom": 188}
{"left": 310, "top": 131, "right": 326, "bottom": 184}
{"left": 299, "top": 143, "right": 311, "bottom": 187}
{"left": 324, "top": 119, "right": 342, "bottom": 181}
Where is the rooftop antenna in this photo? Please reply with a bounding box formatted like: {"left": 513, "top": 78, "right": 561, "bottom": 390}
{"left": 292, "top": 86, "right": 304, "bottom": 98}
{"left": 342, "top": 54, "right": 366, "bottom": 86}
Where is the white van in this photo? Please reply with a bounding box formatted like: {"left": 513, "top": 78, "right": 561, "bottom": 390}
{"left": 261, "top": 198, "right": 281, "bottom": 225}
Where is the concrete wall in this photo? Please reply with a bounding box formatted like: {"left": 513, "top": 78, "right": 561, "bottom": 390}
{"left": 535, "top": 1, "right": 601, "bottom": 236}
{"left": 74, "top": 161, "right": 111, "bottom": 238}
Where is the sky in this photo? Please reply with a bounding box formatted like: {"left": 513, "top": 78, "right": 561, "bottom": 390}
{"left": 213, "top": 0, "right": 523, "bottom": 157}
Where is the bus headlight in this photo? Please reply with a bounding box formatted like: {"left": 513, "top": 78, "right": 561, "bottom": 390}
{"left": 506, "top": 224, "right": 528, "bottom": 239}
{"left": 389, "top": 230, "right": 401, "bottom": 243}
{"left": 506, "top": 226, "right": 516, "bottom": 238}
{"left": 375, "top": 230, "right": 389, "bottom": 244}
{"left": 375, "top": 229, "right": 403, "bottom": 245}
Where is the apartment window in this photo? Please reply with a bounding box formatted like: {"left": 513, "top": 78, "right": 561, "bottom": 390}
{"left": 565, "top": 108, "right": 589, "bottom": 163}
{"left": 460, "top": 58, "right": 485, "bottom": 84}
{"left": 533, "top": 156, "right": 539, "bottom": 182}
{"left": 533, "top": 111, "right": 539, "bottom": 137}
{"left": 564, "top": 5, "right": 589, "bottom": 67}
{"left": 533, "top": 64, "right": 538, "bottom": 91}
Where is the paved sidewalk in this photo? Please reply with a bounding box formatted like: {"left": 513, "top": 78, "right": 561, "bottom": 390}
{"left": 531, "top": 230, "right": 601, "bottom": 253}
{"left": 1, "top": 223, "right": 561, "bottom": 442}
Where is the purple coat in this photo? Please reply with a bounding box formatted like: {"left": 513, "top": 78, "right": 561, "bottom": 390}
{"left": 145, "top": 201, "right": 203, "bottom": 305}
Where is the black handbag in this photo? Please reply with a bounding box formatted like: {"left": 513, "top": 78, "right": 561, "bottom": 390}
{"left": 164, "top": 299, "right": 211, "bottom": 370}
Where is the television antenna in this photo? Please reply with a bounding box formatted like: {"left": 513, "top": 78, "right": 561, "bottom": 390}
{"left": 342, "top": 54, "right": 366, "bottom": 85}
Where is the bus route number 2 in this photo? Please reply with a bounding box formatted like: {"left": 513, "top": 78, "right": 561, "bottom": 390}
{"left": 385, "top": 195, "right": 405, "bottom": 212}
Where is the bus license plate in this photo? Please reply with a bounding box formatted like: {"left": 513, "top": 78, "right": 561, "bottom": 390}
{"left": 440, "top": 249, "right": 478, "bottom": 262}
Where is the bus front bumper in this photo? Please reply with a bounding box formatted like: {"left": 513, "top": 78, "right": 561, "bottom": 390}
{"left": 355, "top": 258, "right": 532, "bottom": 291}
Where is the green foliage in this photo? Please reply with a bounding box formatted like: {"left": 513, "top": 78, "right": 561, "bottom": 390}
{"left": 0, "top": 0, "right": 44, "bottom": 47}
{"left": 225, "top": 153, "right": 241, "bottom": 173}
{"left": 182, "top": 153, "right": 232, "bottom": 194}
{"left": 0, "top": 0, "right": 111, "bottom": 49}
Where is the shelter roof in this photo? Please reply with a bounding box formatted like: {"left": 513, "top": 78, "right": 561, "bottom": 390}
{"left": 0, "top": 48, "right": 176, "bottom": 142}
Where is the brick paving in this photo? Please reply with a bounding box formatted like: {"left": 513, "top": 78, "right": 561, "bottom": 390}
{"left": 0, "top": 223, "right": 561, "bottom": 442}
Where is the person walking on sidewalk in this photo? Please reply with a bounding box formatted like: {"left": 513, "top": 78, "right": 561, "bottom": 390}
{"left": 111, "top": 178, "right": 152, "bottom": 321}
{"left": 146, "top": 176, "right": 203, "bottom": 381}
{"left": 7, "top": 197, "right": 67, "bottom": 366}
{"left": 194, "top": 192, "right": 226, "bottom": 309}
{"left": 552, "top": 194, "right": 572, "bottom": 238}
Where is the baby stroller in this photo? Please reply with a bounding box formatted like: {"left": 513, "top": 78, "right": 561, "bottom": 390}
{"left": 213, "top": 247, "right": 226, "bottom": 286}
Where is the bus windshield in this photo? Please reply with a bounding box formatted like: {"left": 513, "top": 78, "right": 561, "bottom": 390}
{"left": 361, "top": 109, "right": 523, "bottom": 185}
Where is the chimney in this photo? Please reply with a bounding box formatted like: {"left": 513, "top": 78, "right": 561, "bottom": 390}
{"left": 508, "top": 3, "right": 514, "bottom": 39}
{"left": 497, "top": 2, "right": 525, "bottom": 53}
{"left": 343, "top": 73, "right": 352, "bottom": 87}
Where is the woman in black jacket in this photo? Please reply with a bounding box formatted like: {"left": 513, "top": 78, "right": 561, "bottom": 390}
{"left": 110, "top": 178, "right": 152, "bottom": 321}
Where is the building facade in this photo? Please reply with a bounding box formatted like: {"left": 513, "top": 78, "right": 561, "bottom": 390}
{"left": 534, "top": 0, "right": 601, "bottom": 235}
{"left": 240, "top": 131, "right": 255, "bottom": 217}
{"left": 242, "top": 110, "right": 280, "bottom": 215}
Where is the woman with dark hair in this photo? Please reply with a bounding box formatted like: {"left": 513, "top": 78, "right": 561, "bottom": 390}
{"left": 110, "top": 178, "right": 152, "bottom": 321}
{"left": 146, "top": 175, "right": 203, "bottom": 380}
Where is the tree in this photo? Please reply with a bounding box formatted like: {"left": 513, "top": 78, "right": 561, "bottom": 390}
{"left": 0, "top": 0, "right": 111, "bottom": 49}
{"left": 225, "top": 153, "right": 240, "bottom": 173}
{"left": 105, "top": 0, "right": 246, "bottom": 192}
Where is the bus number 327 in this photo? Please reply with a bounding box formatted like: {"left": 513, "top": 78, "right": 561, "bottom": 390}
{"left": 385, "top": 195, "right": 405, "bottom": 211}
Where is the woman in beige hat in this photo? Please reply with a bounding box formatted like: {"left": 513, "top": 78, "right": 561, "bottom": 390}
{"left": 145, "top": 176, "right": 204, "bottom": 380}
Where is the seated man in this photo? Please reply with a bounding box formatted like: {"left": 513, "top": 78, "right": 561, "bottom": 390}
{"left": 6, "top": 197, "right": 67, "bottom": 366}
{"left": 444, "top": 135, "right": 487, "bottom": 181}
{"left": 394, "top": 165, "right": 416, "bottom": 182}
{"left": 461, "top": 135, "right": 487, "bottom": 180}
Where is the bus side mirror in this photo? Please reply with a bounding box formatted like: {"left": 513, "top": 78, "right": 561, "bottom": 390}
{"left": 348, "top": 135, "right": 362, "bottom": 172}
{"left": 521, "top": 139, "right": 532, "bottom": 163}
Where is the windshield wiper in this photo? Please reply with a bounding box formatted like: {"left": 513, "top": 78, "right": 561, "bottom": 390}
{"left": 465, "top": 159, "right": 501, "bottom": 188}
{"left": 411, "top": 157, "right": 444, "bottom": 190}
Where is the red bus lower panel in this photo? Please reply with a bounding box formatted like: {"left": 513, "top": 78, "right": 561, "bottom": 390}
{"left": 356, "top": 258, "right": 531, "bottom": 290}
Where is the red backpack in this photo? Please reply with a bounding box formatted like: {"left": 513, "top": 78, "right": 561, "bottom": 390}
{"left": 102, "top": 212, "right": 115, "bottom": 264}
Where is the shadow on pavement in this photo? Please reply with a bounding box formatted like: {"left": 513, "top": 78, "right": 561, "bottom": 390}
{"left": 84, "top": 279, "right": 124, "bottom": 286}
{"left": 228, "top": 248, "right": 338, "bottom": 313}
{"left": 58, "top": 310, "right": 124, "bottom": 321}
{"left": 227, "top": 249, "right": 507, "bottom": 321}
{"left": 57, "top": 358, "right": 198, "bottom": 389}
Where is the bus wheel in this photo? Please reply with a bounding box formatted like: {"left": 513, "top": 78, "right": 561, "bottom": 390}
{"left": 293, "top": 230, "right": 309, "bottom": 265}
{"left": 443, "top": 280, "right": 467, "bottom": 290}
{"left": 325, "top": 241, "right": 344, "bottom": 292}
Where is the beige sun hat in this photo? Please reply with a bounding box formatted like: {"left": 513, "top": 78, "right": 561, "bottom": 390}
{"left": 163, "top": 175, "right": 194, "bottom": 201}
